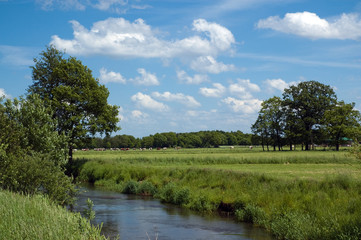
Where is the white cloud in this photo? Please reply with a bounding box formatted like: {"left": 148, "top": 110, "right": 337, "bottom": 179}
{"left": 130, "top": 68, "right": 159, "bottom": 86}
{"left": 152, "top": 91, "right": 201, "bottom": 108}
{"left": 93, "top": 0, "right": 126, "bottom": 10}
{"left": 36, "top": 0, "right": 86, "bottom": 10}
{"left": 192, "top": 19, "right": 235, "bottom": 52}
{"left": 199, "top": 83, "right": 226, "bottom": 98}
{"left": 222, "top": 97, "right": 262, "bottom": 114}
{"left": 0, "top": 88, "right": 10, "bottom": 98}
{"left": 50, "top": 18, "right": 235, "bottom": 59}
{"left": 176, "top": 70, "right": 208, "bottom": 84}
{"left": 264, "top": 78, "right": 288, "bottom": 92}
{"left": 131, "top": 110, "right": 148, "bottom": 118}
{"left": 190, "top": 56, "right": 235, "bottom": 74}
{"left": 229, "top": 79, "right": 260, "bottom": 99}
{"left": 131, "top": 92, "right": 169, "bottom": 112}
{"left": 99, "top": 68, "right": 126, "bottom": 84}
{"left": 257, "top": 12, "right": 361, "bottom": 40}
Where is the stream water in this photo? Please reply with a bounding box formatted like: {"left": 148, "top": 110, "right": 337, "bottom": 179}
{"left": 75, "top": 186, "right": 274, "bottom": 240}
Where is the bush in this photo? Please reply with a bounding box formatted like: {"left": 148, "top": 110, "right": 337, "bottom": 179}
{"left": 137, "top": 181, "right": 157, "bottom": 196}
{"left": 235, "top": 204, "right": 266, "bottom": 226}
{"left": 122, "top": 180, "right": 139, "bottom": 194}
{"left": 270, "top": 211, "right": 316, "bottom": 240}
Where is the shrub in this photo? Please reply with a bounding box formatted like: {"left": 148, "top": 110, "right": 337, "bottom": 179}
{"left": 137, "top": 181, "right": 157, "bottom": 196}
{"left": 235, "top": 204, "right": 266, "bottom": 226}
{"left": 122, "top": 180, "right": 139, "bottom": 194}
{"left": 174, "top": 188, "right": 190, "bottom": 205}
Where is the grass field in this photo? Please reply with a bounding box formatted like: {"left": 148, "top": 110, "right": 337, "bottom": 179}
{"left": 0, "top": 190, "right": 108, "bottom": 240}
{"left": 73, "top": 147, "right": 361, "bottom": 240}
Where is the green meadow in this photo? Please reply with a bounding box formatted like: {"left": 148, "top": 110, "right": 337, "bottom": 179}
{"left": 0, "top": 190, "right": 107, "bottom": 240}
{"left": 73, "top": 147, "right": 361, "bottom": 240}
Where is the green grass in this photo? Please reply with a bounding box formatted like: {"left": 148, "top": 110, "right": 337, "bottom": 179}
{"left": 73, "top": 147, "right": 361, "bottom": 240}
{"left": 0, "top": 190, "right": 108, "bottom": 240}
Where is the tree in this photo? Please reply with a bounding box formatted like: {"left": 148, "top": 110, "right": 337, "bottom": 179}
{"left": 323, "top": 101, "right": 361, "bottom": 151}
{"left": 251, "top": 113, "right": 271, "bottom": 151}
{"left": 0, "top": 95, "right": 75, "bottom": 205}
{"left": 28, "top": 46, "right": 120, "bottom": 163}
{"left": 282, "top": 81, "right": 337, "bottom": 150}
{"left": 258, "top": 96, "right": 285, "bottom": 151}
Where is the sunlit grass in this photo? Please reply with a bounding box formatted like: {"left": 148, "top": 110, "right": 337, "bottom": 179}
{"left": 0, "top": 190, "right": 107, "bottom": 240}
{"left": 73, "top": 147, "right": 361, "bottom": 239}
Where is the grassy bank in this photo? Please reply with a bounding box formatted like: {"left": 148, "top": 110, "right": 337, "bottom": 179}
{"left": 74, "top": 148, "right": 361, "bottom": 240}
{"left": 0, "top": 190, "right": 108, "bottom": 240}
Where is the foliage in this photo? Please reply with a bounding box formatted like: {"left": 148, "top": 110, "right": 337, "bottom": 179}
{"left": 28, "top": 45, "right": 120, "bottom": 161}
{"left": 85, "top": 130, "right": 252, "bottom": 149}
{"left": 0, "top": 95, "right": 75, "bottom": 205}
{"left": 323, "top": 101, "right": 361, "bottom": 151}
{"left": 252, "top": 80, "right": 361, "bottom": 151}
{"left": 0, "top": 190, "right": 107, "bottom": 240}
{"left": 83, "top": 198, "right": 96, "bottom": 221}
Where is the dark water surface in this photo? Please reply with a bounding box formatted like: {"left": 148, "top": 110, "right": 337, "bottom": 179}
{"left": 75, "top": 186, "right": 274, "bottom": 240}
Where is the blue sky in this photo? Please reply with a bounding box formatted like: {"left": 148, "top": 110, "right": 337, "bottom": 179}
{"left": 1, "top": 0, "right": 361, "bottom": 137}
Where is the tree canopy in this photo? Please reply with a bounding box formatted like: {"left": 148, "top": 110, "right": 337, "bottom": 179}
{"left": 28, "top": 46, "right": 120, "bottom": 162}
{"left": 253, "top": 80, "right": 361, "bottom": 151}
{"left": 0, "top": 95, "right": 75, "bottom": 205}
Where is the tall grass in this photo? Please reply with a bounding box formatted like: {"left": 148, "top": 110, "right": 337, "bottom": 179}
{"left": 0, "top": 190, "right": 108, "bottom": 240}
{"left": 73, "top": 148, "right": 361, "bottom": 240}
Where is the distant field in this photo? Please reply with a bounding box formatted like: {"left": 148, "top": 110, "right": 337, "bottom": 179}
{"left": 75, "top": 147, "right": 361, "bottom": 181}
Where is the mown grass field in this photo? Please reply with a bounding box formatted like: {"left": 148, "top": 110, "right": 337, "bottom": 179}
{"left": 73, "top": 147, "right": 361, "bottom": 240}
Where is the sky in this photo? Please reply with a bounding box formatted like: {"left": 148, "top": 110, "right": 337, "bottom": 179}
{"left": 1, "top": 0, "right": 361, "bottom": 138}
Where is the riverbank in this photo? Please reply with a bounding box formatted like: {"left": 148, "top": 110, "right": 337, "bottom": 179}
{"left": 0, "top": 190, "right": 108, "bottom": 240}
{"left": 73, "top": 148, "right": 361, "bottom": 239}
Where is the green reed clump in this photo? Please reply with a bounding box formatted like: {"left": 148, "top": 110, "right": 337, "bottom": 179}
{"left": 122, "top": 180, "right": 139, "bottom": 194}
{"left": 158, "top": 183, "right": 190, "bottom": 206}
{"left": 0, "top": 190, "right": 107, "bottom": 240}
{"left": 137, "top": 181, "right": 157, "bottom": 196}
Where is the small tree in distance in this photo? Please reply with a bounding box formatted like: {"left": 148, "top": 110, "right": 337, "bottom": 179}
{"left": 28, "top": 46, "right": 120, "bottom": 163}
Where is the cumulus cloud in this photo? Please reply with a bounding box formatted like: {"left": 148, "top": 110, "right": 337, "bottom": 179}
{"left": 190, "top": 56, "right": 235, "bottom": 74}
{"left": 222, "top": 97, "right": 262, "bottom": 114}
{"left": 257, "top": 11, "right": 361, "bottom": 40}
{"left": 152, "top": 91, "right": 201, "bottom": 108}
{"left": 130, "top": 68, "right": 159, "bottom": 86}
{"left": 131, "top": 110, "right": 148, "bottom": 118}
{"left": 50, "top": 18, "right": 235, "bottom": 59}
{"left": 229, "top": 79, "right": 260, "bottom": 99}
{"left": 176, "top": 70, "right": 208, "bottom": 84}
{"left": 264, "top": 78, "right": 288, "bottom": 92}
{"left": 199, "top": 83, "right": 226, "bottom": 98}
{"left": 99, "top": 68, "right": 126, "bottom": 84}
{"left": 131, "top": 92, "right": 168, "bottom": 112}
{"left": 0, "top": 88, "right": 10, "bottom": 98}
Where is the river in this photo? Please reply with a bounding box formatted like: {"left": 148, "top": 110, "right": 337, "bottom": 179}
{"left": 75, "top": 186, "right": 274, "bottom": 240}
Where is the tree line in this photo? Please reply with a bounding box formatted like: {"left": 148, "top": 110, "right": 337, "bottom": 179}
{"left": 252, "top": 81, "right": 361, "bottom": 151}
{"left": 85, "top": 130, "right": 253, "bottom": 149}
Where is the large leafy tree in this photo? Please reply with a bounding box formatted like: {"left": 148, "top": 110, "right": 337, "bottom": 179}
{"left": 28, "top": 46, "right": 120, "bottom": 162}
{"left": 282, "top": 81, "right": 337, "bottom": 150}
{"left": 0, "top": 95, "right": 75, "bottom": 205}
{"left": 323, "top": 101, "right": 361, "bottom": 151}
{"left": 259, "top": 96, "right": 285, "bottom": 151}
